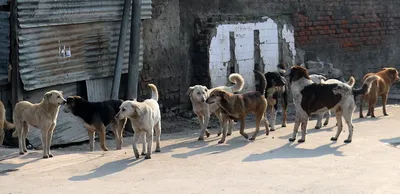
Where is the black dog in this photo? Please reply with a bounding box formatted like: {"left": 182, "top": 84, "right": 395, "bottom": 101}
{"left": 264, "top": 71, "right": 288, "bottom": 131}
{"left": 64, "top": 96, "right": 127, "bottom": 151}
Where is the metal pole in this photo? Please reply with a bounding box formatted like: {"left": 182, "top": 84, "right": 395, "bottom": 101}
{"left": 110, "top": 0, "right": 132, "bottom": 100}
{"left": 127, "top": 0, "right": 142, "bottom": 100}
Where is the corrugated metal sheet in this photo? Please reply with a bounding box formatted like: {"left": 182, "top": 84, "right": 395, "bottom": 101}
{"left": 0, "top": 11, "right": 9, "bottom": 85}
{"left": 17, "top": 0, "right": 150, "bottom": 91}
{"left": 86, "top": 77, "right": 113, "bottom": 102}
{"left": 25, "top": 83, "right": 89, "bottom": 148}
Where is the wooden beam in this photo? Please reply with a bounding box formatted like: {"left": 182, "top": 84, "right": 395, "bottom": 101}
{"left": 10, "top": 0, "right": 22, "bottom": 110}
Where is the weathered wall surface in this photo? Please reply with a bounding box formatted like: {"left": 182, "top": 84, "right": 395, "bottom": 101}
{"left": 142, "top": 0, "right": 400, "bottom": 117}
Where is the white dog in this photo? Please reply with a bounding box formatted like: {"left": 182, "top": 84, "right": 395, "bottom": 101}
{"left": 12, "top": 90, "right": 66, "bottom": 158}
{"left": 116, "top": 84, "right": 161, "bottom": 160}
{"left": 186, "top": 73, "right": 244, "bottom": 140}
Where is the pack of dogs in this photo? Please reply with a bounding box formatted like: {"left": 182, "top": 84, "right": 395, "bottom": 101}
{"left": 0, "top": 65, "right": 399, "bottom": 160}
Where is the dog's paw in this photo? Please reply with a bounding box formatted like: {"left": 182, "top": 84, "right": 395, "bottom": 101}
{"left": 205, "top": 131, "right": 211, "bottom": 138}
{"left": 249, "top": 137, "right": 256, "bottom": 141}
{"left": 344, "top": 139, "right": 352, "bottom": 143}
{"left": 155, "top": 149, "right": 161, "bottom": 153}
{"left": 23, "top": 149, "right": 28, "bottom": 153}
{"left": 366, "top": 113, "right": 371, "bottom": 116}
{"left": 227, "top": 133, "right": 232, "bottom": 136}
{"left": 297, "top": 139, "right": 305, "bottom": 143}
{"left": 43, "top": 155, "right": 49, "bottom": 159}
{"left": 19, "top": 152, "right": 25, "bottom": 155}
{"left": 197, "top": 137, "right": 204, "bottom": 141}
{"left": 288, "top": 138, "right": 296, "bottom": 142}
{"left": 218, "top": 140, "right": 225, "bottom": 144}
{"left": 145, "top": 155, "right": 151, "bottom": 159}
{"left": 141, "top": 152, "right": 146, "bottom": 156}
{"left": 330, "top": 137, "right": 338, "bottom": 141}
{"left": 270, "top": 128, "right": 276, "bottom": 132}
{"left": 323, "top": 122, "right": 329, "bottom": 126}
{"left": 315, "top": 126, "right": 321, "bottom": 129}
{"left": 268, "top": 124, "right": 271, "bottom": 127}
{"left": 359, "top": 115, "right": 364, "bottom": 118}
{"left": 48, "top": 153, "right": 54, "bottom": 158}
{"left": 281, "top": 124, "right": 287, "bottom": 127}
{"left": 241, "top": 134, "right": 249, "bottom": 140}
{"left": 371, "top": 115, "right": 376, "bottom": 118}
{"left": 384, "top": 113, "right": 389, "bottom": 116}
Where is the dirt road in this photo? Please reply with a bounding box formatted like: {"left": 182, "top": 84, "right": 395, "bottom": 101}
{"left": 1, "top": 105, "right": 400, "bottom": 194}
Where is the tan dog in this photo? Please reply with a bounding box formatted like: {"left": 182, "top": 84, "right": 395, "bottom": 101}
{"left": 206, "top": 70, "right": 269, "bottom": 144}
{"left": 116, "top": 84, "right": 161, "bottom": 160}
{"left": 0, "top": 100, "right": 15, "bottom": 146}
{"left": 12, "top": 90, "right": 66, "bottom": 158}
{"left": 359, "top": 67, "right": 400, "bottom": 118}
{"left": 186, "top": 73, "right": 244, "bottom": 140}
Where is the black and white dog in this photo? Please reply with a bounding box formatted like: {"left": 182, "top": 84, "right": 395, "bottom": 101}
{"left": 288, "top": 66, "right": 378, "bottom": 143}
{"left": 264, "top": 71, "right": 288, "bottom": 131}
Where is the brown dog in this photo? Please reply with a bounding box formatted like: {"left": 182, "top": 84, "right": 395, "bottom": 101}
{"left": 0, "top": 100, "right": 15, "bottom": 146}
{"left": 359, "top": 67, "right": 400, "bottom": 118}
{"left": 206, "top": 70, "right": 269, "bottom": 144}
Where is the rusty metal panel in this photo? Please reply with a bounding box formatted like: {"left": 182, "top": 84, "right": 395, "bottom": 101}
{"left": 0, "top": 11, "right": 9, "bottom": 85}
{"left": 17, "top": 0, "right": 150, "bottom": 91}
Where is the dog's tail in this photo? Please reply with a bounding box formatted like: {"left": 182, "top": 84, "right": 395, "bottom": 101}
{"left": 347, "top": 76, "right": 356, "bottom": 88}
{"left": 253, "top": 70, "right": 267, "bottom": 95}
{"left": 148, "top": 84, "right": 159, "bottom": 101}
{"left": 4, "top": 120, "right": 14, "bottom": 130}
{"left": 352, "top": 75, "right": 379, "bottom": 97}
{"left": 229, "top": 73, "right": 245, "bottom": 93}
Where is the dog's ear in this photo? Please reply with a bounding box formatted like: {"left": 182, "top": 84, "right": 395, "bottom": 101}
{"left": 202, "top": 86, "right": 208, "bottom": 93}
{"left": 44, "top": 92, "right": 52, "bottom": 100}
{"left": 186, "top": 86, "right": 195, "bottom": 96}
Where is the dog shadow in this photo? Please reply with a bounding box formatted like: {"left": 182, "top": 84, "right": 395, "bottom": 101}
{"left": 171, "top": 132, "right": 269, "bottom": 159}
{"left": 278, "top": 125, "right": 336, "bottom": 140}
{"left": 0, "top": 157, "right": 41, "bottom": 176}
{"left": 379, "top": 137, "right": 400, "bottom": 147}
{"left": 242, "top": 142, "right": 346, "bottom": 162}
{"left": 160, "top": 135, "right": 221, "bottom": 154}
{"left": 68, "top": 158, "right": 144, "bottom": 181}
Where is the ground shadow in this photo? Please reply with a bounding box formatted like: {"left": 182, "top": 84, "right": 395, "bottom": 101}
{"left": 242, "top": 142, "right": 346, "bottom": 162}
{"left": 0, "top": 158, "right": 41, "bottom": 176}
{"left": 380, "top": 137, "right": 400, "bottom": 147}
{"left": 171, "top": 131, "right": 269, "bottom": 159}
{"left": 69, "top": 157, "right": 144, "bottom": 181}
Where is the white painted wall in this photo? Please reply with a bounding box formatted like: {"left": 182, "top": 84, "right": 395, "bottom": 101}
{"left": 208, "top": 18, "right": 295, "bottom": 92}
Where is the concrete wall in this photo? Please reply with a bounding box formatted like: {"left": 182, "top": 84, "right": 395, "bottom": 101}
{"left": 141, "top": 0, "right": 400, "bottom": 117}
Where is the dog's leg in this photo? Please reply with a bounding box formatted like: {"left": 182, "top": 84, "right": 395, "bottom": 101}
{"left": 22, "top": 122, "right": 28, "bottom": 153}
{"left": 331, "top": 108, "right": 343, "bottom": 141}
{"left": 298, "top": 116, "right": 308, "bottom": 143}
{"left": 47, "top": 123, "right": 56, "bottom": 158}
{"left": 281, "top": 91, "right": 288, "bottom": 127}
{"left": 315, "top": 112, "right": 324, "bottom": 129}
{"left": 15, "top": 123, "right": 24, "bottom": 155}
{"left": 215, "top": 110, "right": 223, "bottom": 137}
{"left": 141, "top": 131, "right": 147, "bottom": 155}
{"left": 324, "top": 110, "right": 331, "bottom": 126}
{"left": 289, "top": 112, "right": 301, "bottom": 142}
{"left": 270, "top": 104, "right": 277, "bottom": 131}
{"left": 155, "top": 121, "right": 161, "bottom": 152}
{"left": 368, "top": 95, "right": 378, "bottom": 118}
{"left": 204, "top": 114, "right": 211, "bottom": 138}
{"left": 218, "top": 116, "right": 229, "bottom": 144}
{"left": 0, "top": 128, "right": 3, "bottom": 146}
{"left": 197, "top": 115, "right": 206, "bottom": 141}
{"left": 87, "top": 130, "right": 95, "bottom": 151}
{"left": 250, "top": 111, "right": 265, "bottom": 140}
{"left": 264, "top": 112, "right": 270, "bottom": 136}
{"left": 227, "top": 119, "right": 234, "bottom": 136}
{"left": 112, "top": 121, "right": 122, "bottom": 150}
{"left": 0, "top": 112, "right": 4, "bottom": 146}
{"left": 239, "top": 116, "right": 249, "bottom": 140}
{"left": 343, "top": 109, "right": 353, "bottom": 143}
{"left": 145, "top": 129, "right": 154, "bottom": 159}
{"left": 132, "top": 130, "right": 140, "bottom": 159}
{"left": 382, "top": 93, "right": 389, "bottom": 116}
{"left": 359, "top": 95, "right": 364, "bottom": 118}
{"left": 41, "top": 129, "right": 49, "bottom": 158}
{"left": 98, "top": 125, "right": 109, "bottom": 151}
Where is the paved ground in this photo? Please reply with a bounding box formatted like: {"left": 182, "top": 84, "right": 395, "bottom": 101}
{"left": 2, "top": 105, "right": 400, "bottom": 194}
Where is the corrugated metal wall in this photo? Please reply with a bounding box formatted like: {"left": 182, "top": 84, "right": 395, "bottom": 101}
{"left": 17, "top": 0, "right": 150, "bottom": 91}
{"left": 0, "top": 1, "right": 10, "bottom": 85}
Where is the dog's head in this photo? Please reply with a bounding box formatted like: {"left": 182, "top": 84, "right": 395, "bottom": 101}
{"left": 265, "top": 71, "right": 287, "bottom": 87}
{"left": 115, "top": 100, "right": 141, "bottom": 120}
{"left": 382, "top": 67, "right": 400, "bottom": 84}
{"left": 63, "top": 96, "right": 84, "bottom": 113}
{"left": 44, "top": 90, "right": 67, "bottom": 106}
{"left": 186, "top": 85, "right": 208, "bottom": 103}
{"left": 288, "top": 66, "right": 310, "bottom": 83}
{"left": 205, "top": 89, "right": 227, "bottom": 105}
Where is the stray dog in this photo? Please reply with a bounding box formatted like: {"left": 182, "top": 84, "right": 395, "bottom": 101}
{"left": 0, "top": 100, "right": 15, "bottom": 146}
{"left": 116, "top": 84, "right": 161, "bottom": 159}
{"left": 359, "top": 67, "right": 400, "bottom": 118}
{"left": 288, "top": 66, "right": 378, "bottom": 143}
{"left": 186, "top": 73, "right": 244, "bottom": 140}
{"left": 206, "top": 70, "right": 269, "bottom": 143}
{"left": 310, "top": 75, "right": 356, "bottom": 129}
{"left": 264, "top": 71, "right": 288, "bottom": 131}
{"left": 64, "top": 97, "right": 127, "bottom": 151}
{"left": 12, "top": 90, "right": 66, "bottom": 158}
